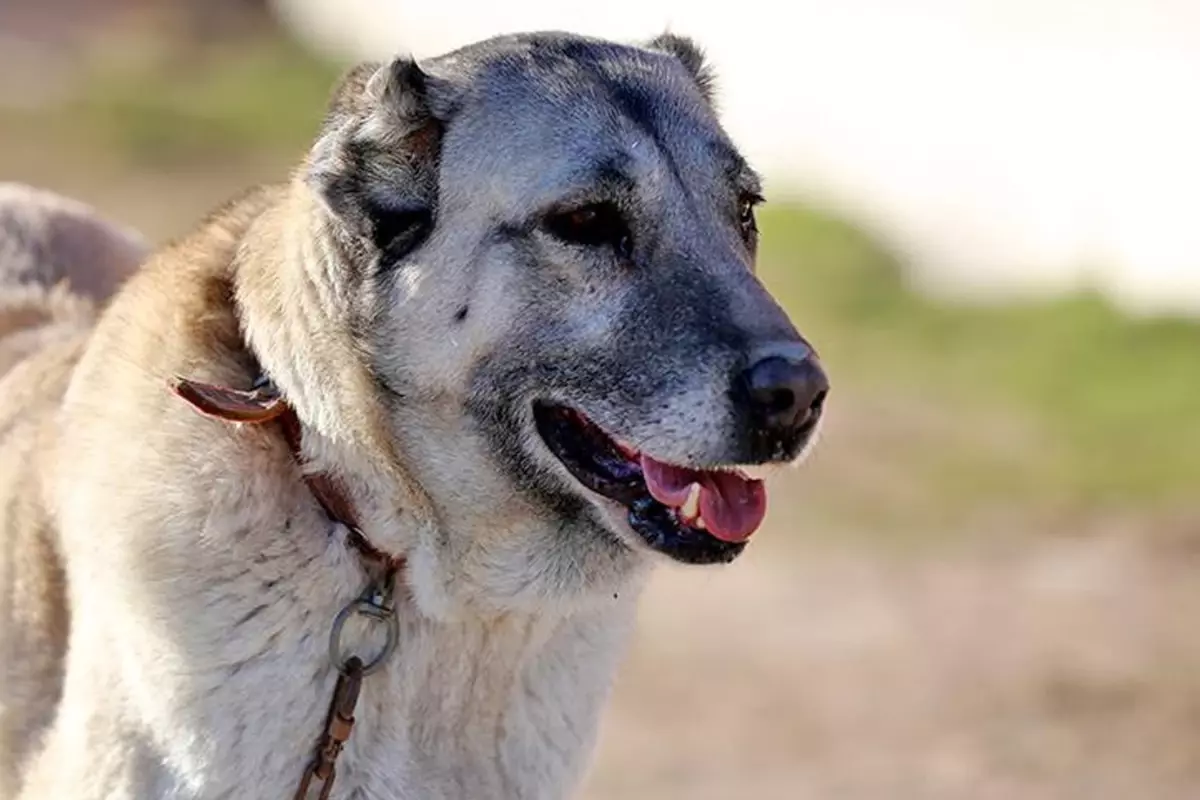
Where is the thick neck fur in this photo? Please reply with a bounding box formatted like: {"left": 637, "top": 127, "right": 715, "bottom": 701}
{"left": 22, "top": 187, "right": 641, "bottom": 800}
{"left": 234, "top": 183, "right": 437, "bottom": 559}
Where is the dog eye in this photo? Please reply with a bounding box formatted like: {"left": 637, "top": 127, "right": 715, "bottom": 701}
{"left": 545, "top": 203, "right": 633, "bottom": 260}
{"left": 738, "top": 193, "right": 762, "bottom": 244}
{"left": 368, "top": 203, "right": 432, "bottom": 259}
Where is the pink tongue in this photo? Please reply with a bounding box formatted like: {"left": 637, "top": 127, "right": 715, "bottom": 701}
{"left": 640, "top": 455, "right": 767, "bottom": 543}
{"left": 641, "top": 457, "right": 696, "bottom": 507}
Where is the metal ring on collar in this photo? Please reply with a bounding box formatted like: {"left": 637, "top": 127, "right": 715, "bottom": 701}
{"left": 328, "top": 596, "right": 399, "bottom": 676}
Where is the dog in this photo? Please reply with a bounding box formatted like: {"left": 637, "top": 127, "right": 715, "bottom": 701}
{"left": 0, "top": 32, "right": 828, "bottom": 799}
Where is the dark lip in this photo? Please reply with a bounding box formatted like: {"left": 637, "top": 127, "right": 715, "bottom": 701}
{"left": 532, "top": 401, "right": 746, "bottom": 565}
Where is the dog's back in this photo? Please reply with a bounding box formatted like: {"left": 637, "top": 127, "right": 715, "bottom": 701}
{"left": 0, "top": 184, "right": 146, "bottom": 788}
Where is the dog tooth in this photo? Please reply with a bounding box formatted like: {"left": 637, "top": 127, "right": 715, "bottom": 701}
{"left": 737, "top": 464, "right": 774, "bottom": 482}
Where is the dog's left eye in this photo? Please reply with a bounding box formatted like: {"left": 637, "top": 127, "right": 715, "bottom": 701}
{"left": 545, "top": 203, "right": 633, "bottom": 260}
{"left": 738, "top": 193, "right": 762, "bottom": 244}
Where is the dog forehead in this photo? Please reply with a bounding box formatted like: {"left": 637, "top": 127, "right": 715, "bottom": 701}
{"left": 432, "top": 32, "right": 691, "bottom": 103}
{"left": 431, "top": 34, "right": 728, "bottom": 199}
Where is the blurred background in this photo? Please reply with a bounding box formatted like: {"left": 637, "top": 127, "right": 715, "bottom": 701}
{"left": 3, "top": 1, "right": 1198, "bottom": 797}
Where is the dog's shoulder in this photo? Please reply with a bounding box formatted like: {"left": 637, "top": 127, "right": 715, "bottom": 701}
{"left": 81, "top": 184, "right": 286, "bottom": 390}
{"left": 52, "top": 183, "right": 290, "bottom": 534}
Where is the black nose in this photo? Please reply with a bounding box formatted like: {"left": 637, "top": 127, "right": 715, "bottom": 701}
{"left": 740, "top": 349, "right": 829, "bottom": 435}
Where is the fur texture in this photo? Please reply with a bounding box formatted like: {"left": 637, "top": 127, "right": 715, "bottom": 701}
{"left": 0, "top": 183, "right": 146, "bottom": 376}
{"left": 0, "top": 32, "right": 823, "bottom": 799}
{"left": 0, "top": 184, "right": 146, "bottom": 786}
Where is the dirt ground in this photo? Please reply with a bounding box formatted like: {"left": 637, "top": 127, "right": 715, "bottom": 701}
{"left": 580, "top": 398, "right": 1200, "bottom": 799}
{"left": 583, "top": 526, "right": 1200, "bottom": 800}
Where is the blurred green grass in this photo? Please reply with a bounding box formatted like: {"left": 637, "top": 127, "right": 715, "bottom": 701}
{"left": 1, "top": 39, "right": 340, "bottom": 166}
{"left": 4, "top": 35, "right": 1197, "bottom": 531}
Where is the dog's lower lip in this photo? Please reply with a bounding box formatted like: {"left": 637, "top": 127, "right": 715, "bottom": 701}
{"left": 531, "top": 402, "right": 760, "bottom": 564}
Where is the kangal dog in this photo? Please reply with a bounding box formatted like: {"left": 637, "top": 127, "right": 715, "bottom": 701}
{"left": 0, "top": 32, "right": 828, "bottom": 800}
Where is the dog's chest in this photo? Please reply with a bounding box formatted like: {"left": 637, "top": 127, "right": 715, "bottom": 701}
{"left": 244, "top": 608, "right": 627, "bottom": 800}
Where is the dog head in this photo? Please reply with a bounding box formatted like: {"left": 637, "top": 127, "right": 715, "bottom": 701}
{"left": 288, "top": 32, "right": 828, "bottom": 611}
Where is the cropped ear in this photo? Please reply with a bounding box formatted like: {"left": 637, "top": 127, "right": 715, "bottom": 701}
{"left": 645, "top": 33, "right": 716, "bottom": 102}
{"left": 306, "top": 58, "right": 442, "bottom": 264}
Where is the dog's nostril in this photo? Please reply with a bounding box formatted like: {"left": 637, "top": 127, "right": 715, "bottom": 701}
{"left": 766, "top": 388, "right": 795, "bottom": 415}
{"left": 809, "top": 389, "right": 828, "bottom": 415}
{"left": 796, "top": 389, "right": 828, "bottom": 429}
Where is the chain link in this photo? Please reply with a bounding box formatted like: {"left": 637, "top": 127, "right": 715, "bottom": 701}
{"left": 294, "top": 569, "right": 398, "bottom": 800}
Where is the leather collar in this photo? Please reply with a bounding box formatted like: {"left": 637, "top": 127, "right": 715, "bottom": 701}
{"left": 170, "top": 374, "right": 401, "bottom": 573}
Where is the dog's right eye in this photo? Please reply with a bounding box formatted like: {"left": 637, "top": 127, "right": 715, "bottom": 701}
{"left": 545, "top": 203, "right": 633, "bottom": 260}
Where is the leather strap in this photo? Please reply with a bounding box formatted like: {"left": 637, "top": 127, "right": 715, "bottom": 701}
{"left": 169, "top": 374, "right": 399, "bottom": 571}
{"left": 292, "top": 656, "right": 365, "bottom": 800}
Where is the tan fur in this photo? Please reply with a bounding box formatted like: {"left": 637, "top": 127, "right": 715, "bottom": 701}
{"left": 0, "top": 185, "right": 146, "bottom": 789}
{"left": 0, "top": 183, "right": 145, "bottom": 378}
{"left": 0, "top": 179, "right": 640, "bottom": 799}
{"left": 0, "top": 336, "right": 84, "bottom": 783}
{"left": 0, "top": 183, "right": 146, "bottom": 304}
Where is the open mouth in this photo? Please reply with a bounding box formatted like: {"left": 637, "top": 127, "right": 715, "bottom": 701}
{"left": 533, "top": 402, "right": 768, "bottom": 564}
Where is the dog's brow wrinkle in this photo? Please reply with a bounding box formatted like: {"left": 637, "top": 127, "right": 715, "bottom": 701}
{"left": 550, "top": 159, "right": 637, "bottom": 207}
{"left": 738, "top": 166, "right": 764, "bottom": 196}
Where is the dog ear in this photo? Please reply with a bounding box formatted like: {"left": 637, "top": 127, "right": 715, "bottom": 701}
{"left": 645, "top": 33, "right": 716, "bottom": 102}
{"left": 306, "top": 58, "right": 442, "bottom": 264}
